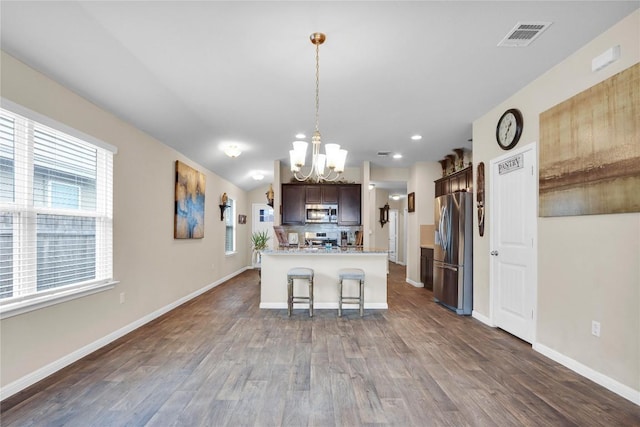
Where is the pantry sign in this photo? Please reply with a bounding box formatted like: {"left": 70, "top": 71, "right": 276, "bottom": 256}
{"left": 498, "top": 154, "right": 523, "bottom": 175}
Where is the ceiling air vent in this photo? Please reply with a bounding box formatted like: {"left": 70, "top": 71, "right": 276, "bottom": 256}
{"left": 377, "top": 151, "right": 391, "bottom": 157}
{"left": 498, "top": 21, "right": 552, "bottom": 47}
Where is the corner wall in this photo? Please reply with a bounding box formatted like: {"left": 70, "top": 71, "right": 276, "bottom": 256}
{"left": 0, "top": 52, "right": 249, "bottom": 394}
{"left": 406, "top": 162, "right": 441, "bottom": 284}
{"left": 472, "top": 11, "right": 639, "bottom": 398}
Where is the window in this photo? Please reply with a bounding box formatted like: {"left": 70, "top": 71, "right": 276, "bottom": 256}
{"left": 0, "top": 106, "right": 115, "bottom": 317}
{"left": 225, "top": 198, "right": 235, "bottom": 254}
{"left": 259, "top": 208, "right": 274, "bottom": 223}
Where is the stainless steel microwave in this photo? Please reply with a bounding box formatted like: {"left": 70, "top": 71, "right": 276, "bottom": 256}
{"left": 305, "top": 204, "right": 338, "bottom": 223}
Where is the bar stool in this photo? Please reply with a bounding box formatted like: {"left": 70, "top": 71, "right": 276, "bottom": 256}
{"left": 338, "top": 268, "right": 365, "bottom": 317}
{"left": 287, "top": 267, "right": 314, "bottom": 317}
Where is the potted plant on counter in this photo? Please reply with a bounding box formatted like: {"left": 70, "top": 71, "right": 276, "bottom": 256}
{"left": 251, "top": 230, "right": 270, "bottom": 268}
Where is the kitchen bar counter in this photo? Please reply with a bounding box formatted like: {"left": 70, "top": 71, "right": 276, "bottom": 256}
{"left": 260, "top": 248, "right": 388, "bottom": 312}
{"left": 262, "top": 247, "right": 388, "bottom": 255}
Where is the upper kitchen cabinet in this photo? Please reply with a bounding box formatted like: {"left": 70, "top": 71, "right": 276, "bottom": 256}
{"left": 305, "top": 184, "right": 338, "bottom": 204}
{"left": 435, "top": 166, "right": 473, "bottom": 197}
{"left": 337, "top": 184, "right": 361, "bottom": 226}
{"left": 281, "top": 183, "right": 362, "bottom": 225}
{"left": 281, "top": 184, "right": 306, "bottom": 224}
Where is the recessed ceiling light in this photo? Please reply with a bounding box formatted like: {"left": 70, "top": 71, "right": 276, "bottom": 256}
{"left": 391, "top": 195, "right": 400, "bottom": 201}
{"left": 411, "top": 135, "right": 422, "bottom": 141}
{"left": 252, "top": 173, "right": 265, "bottom": 181}
{"left": 295, "top": 133, "right": 306, "bottom": 139}
{"left": 393, "top": 153, "right": 402, "bottom": 159}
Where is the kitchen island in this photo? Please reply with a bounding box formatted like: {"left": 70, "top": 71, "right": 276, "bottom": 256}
{"left": 260, "top": 247, "right": 388, "bottom": 312}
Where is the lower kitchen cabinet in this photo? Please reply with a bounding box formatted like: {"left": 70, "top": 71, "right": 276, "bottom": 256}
{"left": 420, "top": 247, "right": 434, "bottom": 291}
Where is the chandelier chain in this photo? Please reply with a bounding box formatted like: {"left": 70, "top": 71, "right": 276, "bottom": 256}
{"left": 315, "top": 40, "right": 320, "bottom": 134}
{"left": 290, "top": 32, "right": 346, "bottom": 183}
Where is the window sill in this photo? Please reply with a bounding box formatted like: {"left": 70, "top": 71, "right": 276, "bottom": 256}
{"left": 0, "top": 280, "right": 119, "bottom": 320}
{"left": 225, "top": 251, "right": 237, "bottom": 257}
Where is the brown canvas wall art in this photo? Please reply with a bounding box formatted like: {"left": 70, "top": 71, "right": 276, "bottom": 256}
{"left": 539, "top": 63, "right": 639, "bottom": 217}
{"left": 175, "top": 160, "right": 206, "bottom": 238}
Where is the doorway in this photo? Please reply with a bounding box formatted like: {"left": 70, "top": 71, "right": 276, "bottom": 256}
{"left": 252, "top": 203, "right": 275, "bottom": 258}
{"left": 489, "top": 143, "right": 537, "bottom": 343}
{"left": 388, "top": 209, "right": 398, "bottom": 263}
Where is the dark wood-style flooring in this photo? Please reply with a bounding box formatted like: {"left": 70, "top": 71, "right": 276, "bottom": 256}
{"left": 2, "top": 263, "right": 639, "bottom": 426}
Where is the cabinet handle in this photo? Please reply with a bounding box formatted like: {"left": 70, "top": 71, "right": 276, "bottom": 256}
{"left": 490, "top": 250, "right": 499, "bottom": 256}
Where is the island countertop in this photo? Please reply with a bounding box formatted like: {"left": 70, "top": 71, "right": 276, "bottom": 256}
{"left": 260, "top": 249, "right": 388, "bottom": 312}
{"left": 261, "top": 247, "right": 388, "bottom": 255}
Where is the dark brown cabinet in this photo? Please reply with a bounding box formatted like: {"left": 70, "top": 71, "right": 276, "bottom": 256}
{"left": 420, "top": 247, "right": 434, "bottom": 291}
{"left": 337, "top": 185, "right": 361, "bottom": 226}
{"left": 305, "top": 185, "right": 338, "bottom": 204}
{"left": 281, "top": 184, "right": 305, "bottom": 224}
{"left": 435, "top": 166, "right": 472, "bottom": 197}
{"left": 281, "top": 184, "right": 361, "bottom": 225}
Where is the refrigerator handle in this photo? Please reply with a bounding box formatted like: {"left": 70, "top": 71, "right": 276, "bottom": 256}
{"left": 434, "top": 260, "right": 458, "bottom": 271}
{"left": 441, "top": 204, "right": 449, "bottom": 254}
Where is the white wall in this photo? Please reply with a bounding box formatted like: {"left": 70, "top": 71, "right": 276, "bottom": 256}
{"left": 372, "top": 188, "right": 390, "bottom": 250}
{"left": 0, "top": 52, "right": 249, "bottom": 393}
{"left": 280, "top": 165, "right": 361, "bottom": 185}
{"left": 472, "top": 11, "right": 639, "bottom": 397}
{"left": 406, "top": 162, "right": 442, "bottom": 284}
{"left": 370, "top": 167, "right": 409, "bottom": 183}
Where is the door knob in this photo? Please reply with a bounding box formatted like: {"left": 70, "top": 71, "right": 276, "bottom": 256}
{"left": 490, "top": 250, "right": 499, "bottom": 256}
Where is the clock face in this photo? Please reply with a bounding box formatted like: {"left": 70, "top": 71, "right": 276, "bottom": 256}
{"left": 496, "top": 108, "right": 523, "bottom": 150}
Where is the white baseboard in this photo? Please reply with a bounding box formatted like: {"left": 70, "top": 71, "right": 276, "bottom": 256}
{"left": 472, "top": 310, "right": 495, "bottom": 327}
{"left": 259, "top": 302, "right": 388, "bottom": 310}
{"left": 0, "top": 267, "right": 248, "bottom": 401}
{"left": 533, "top": 342, "right": 640, "bottom": 406}
{"left": 406, "top": 278, "right": 424, "bottom": 288}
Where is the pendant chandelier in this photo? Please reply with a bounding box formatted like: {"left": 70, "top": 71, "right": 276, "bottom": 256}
{"left": 289, "top": 32, "right": 347, "bottom": 182}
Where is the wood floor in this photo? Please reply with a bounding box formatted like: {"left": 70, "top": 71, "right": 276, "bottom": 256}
{"left": 2, "top": 263, "right": 639, "bottom": 426}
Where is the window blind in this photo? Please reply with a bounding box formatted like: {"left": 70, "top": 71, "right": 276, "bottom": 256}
{"left": 225, "top": 198, "right": 235, "bottom": 253}
{"left": 0, "top": 107, "right": 113, "bottom": 302}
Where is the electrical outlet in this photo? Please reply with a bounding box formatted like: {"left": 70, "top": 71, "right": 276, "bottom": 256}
{"left": 119, "top": 292, "right": 125, "bottom": 304}
{"left": 591, "top": 320, "right": 601, "bottom": 337}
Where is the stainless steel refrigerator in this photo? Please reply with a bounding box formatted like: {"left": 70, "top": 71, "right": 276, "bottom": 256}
{"left": 433, "top": 192, "right": 473, "bottom": 315}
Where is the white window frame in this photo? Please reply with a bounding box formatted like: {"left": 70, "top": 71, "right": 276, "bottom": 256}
{"left": 0, "top": 102, "right": 118, "bottom": 319}
{"left": 225, "top": 198, "right": 236, "bottom": 255}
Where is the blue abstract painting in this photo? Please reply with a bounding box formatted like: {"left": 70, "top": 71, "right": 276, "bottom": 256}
{"left": 175, "top": 160, "right": 206, "bottom": 239}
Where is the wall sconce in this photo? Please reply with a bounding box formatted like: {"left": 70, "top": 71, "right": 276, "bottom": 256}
{"left": 265, "top": 184, "right": 274, "bottom": 207}
{"left": 379, "top": 203, "right": 390, "bottom": 228}
{"left": 219, "top": 192, "right": 229, "bottom": 221}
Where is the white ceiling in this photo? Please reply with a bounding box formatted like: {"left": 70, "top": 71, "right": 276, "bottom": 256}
{"left": 1, "top": 1, "right": 637, "bottom": 192}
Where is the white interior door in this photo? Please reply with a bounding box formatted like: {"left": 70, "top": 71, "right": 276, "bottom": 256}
{"left": 252, "top": 203, "right": 275, "bottom": 251}
{"left": 388, "top": 209, "right": 398, "bottom": 263}
{"left": 490, "top": 143, "right": 537, "bottom": 343}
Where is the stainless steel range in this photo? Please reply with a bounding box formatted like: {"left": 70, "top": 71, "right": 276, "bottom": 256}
{"left": 304, "top": 231, "right": 338, "bottom": 247}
